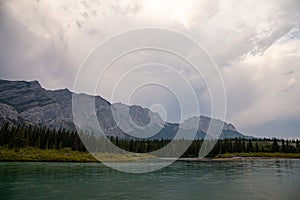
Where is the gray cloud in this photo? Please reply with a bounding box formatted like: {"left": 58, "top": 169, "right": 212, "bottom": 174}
{"left": 0, "top": 0, "right": 300, "bottom": 138}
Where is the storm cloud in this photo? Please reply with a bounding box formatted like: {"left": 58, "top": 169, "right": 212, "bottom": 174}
{"left": 0, "top": 0, "right": 300, "bottom": 138}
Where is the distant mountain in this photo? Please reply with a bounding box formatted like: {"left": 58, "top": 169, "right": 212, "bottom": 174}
{"left": 0, "top": 79, "right": 251, "bottom": 139}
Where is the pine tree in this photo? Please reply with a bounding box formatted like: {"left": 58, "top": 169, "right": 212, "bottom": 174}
{"left": 0, "top": 122, "right": 10, "bottom": 145}
{"left": 271, "top": 138, "right": 279, "bottom": 152}
{"left": 296, "top": 140, "right": 300, "bottom": 153}
{"left": 247, "top": 140, "right": 254, "bottom": 152}
{"left": 255, "top": 143, "right": 259, "bottom": 152}
{"left": 281, "top": 139, "right": 287, "bottom": 153}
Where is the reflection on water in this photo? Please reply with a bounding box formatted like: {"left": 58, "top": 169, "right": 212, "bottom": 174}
{"left": 0, "top": 159, "right": 300, "bottom": 200}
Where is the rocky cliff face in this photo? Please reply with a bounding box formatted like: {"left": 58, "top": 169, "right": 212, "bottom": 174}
{"left": 0, "top": 102, "right": 19, "bottom": 125}
{"left": 0, "top": 79, "right": 250, "bottom": 139}
{"left": 0, "top": 79, "right": 74, "bottom": 129}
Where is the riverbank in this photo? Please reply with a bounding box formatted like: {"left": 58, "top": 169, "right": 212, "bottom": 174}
{"left": 178, "top": 152, "right": 300, "bottom": 161}
{"left": 0, "top": 147, "right": 156, "bottom": 162}
{"left": 1, "top": 147, "right": 300, "bottom": 162}
{"left": 218, "top": 152, "right": 300, "bottom": 158}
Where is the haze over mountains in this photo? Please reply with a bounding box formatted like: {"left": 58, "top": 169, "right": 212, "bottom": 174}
{"left": 0, "top": 79, "right": 250, "bottom": 139}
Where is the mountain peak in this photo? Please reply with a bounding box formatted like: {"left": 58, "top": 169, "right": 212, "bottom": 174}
{"left": 0, "top": 79, "right": 250, "bottom": 139}
{"left": 29, "top": 80, "right": 42, "bottom": 89}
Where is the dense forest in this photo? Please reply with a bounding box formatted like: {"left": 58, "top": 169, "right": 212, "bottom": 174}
{"left": 0, "top": 123, "right": 299, "bottom": 157}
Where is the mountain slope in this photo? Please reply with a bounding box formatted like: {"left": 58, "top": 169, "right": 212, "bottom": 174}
{"left": 0, "top": 79, "right": 251, "bottom": 139}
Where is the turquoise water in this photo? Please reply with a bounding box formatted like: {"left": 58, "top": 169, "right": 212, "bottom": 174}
{"left": 0, "top": 160, "right": 300, "bottom": 200}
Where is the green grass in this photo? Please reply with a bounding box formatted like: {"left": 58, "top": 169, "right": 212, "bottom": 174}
{"left": 2, "top": 146, "right": 299, "bottom": 162}
{"left": 0, "top": 147, "right": 156, "bottom": 162}
{"left": 217, "top": 152, "right": 300, "bottom": 158}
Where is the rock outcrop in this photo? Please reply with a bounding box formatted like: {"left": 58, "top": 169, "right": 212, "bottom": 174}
{"left": 0, "top": 79, "right": 251, "bottom": 139}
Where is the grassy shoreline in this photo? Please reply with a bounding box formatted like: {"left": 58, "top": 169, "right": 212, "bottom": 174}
{"left": 178, "top": 153, "right": 300, "bottom": 161}
{"left": 216, "top": 152, "right": 300, "bottom": 159}
{"left": 1, "top": 147, "right": 300, "bottom": 163}
{"left": 0, "top": 147, "right": 156, "bottom": 162}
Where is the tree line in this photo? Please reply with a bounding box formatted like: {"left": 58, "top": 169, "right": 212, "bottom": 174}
{"left": 0, "top": 123, "right": 299, "bottom": 157}
{"left": 0, "top": 123, "right": 86, "bottom": 152}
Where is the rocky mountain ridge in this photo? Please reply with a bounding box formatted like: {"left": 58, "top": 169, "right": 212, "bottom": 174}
{"left": 0, "top": 79, "right": 251, "bottom": 139}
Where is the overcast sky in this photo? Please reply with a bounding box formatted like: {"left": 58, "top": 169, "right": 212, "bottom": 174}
{"left": 0, "top": 0, "right": 300, "bottom": 138}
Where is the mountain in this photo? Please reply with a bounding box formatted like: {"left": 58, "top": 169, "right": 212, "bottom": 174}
{"left": 0, "top": 79, "right": 251, "bottom": 139}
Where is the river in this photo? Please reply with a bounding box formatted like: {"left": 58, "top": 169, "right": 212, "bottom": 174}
{"left": 1, "top": 159, "right": 299, "bottom": 199}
